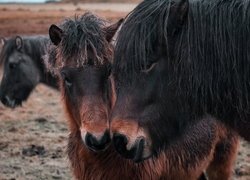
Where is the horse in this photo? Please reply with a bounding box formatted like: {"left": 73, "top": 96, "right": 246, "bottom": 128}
{"left": 0, "top": 35, "right": 58, "bottom": 108}
{"left": 111, "top": 0, "right": 241, "bottom": 177}
{"left": 46, "top": 12, "right": 238, "bottom": 180}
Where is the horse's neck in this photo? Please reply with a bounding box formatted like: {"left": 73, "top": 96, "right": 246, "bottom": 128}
{"left": 69, "top": 131, "right": 209, "bottom": 179}
{"left": 79, "top": 146, "right": 201, "bottom": 180}
{"left": 36, "top": 58, "right": 58, "bottom": 89}
{"left": 40, "top": 71, "right": 58, "bottom": 89}
{"left": 40, "top": 70, "right": 59, "bottom": 89}
{"left": 78, "top": 146, "right": 173, "bottom": 179}
{"left": 69, "top": 133, "right": 164, "bottom": 179}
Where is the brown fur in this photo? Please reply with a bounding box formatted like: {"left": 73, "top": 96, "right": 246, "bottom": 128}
{"left": 111, "top": 119, "right": 148, "bottom": 140}
{"left": 65, "top": 114, "right": 238, "bottom": 180}
{"left": 48, "top": 13, "right": 238, "bottom": 180}
{"left": 60, "top": 77, "right": 110, "bottom": 136}
{"left": 79, "top": 98, "right": 109, "bottom": 133}
{"left": 206, "top": 126, "right": 239, "bottom": 180}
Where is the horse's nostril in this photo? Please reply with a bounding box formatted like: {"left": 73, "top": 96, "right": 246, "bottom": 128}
{"left": 133, "top": 138, "right": 145, "bottom": 163}
{"left": 113, "top": 133, "right": 146, "bottom": 162}
{"left": 101, "top": 130, "right": 110, "bottom": 146}
{"left": 1, "top": 96, "right": 6, "bottom": 102}
{"left": 86, "top": 133, "right": 95, "bottom": 145}
{"left": 85, "top": 130, "right": 111, "bottom": 152}
{"left": 1, "top": 96, "right": 8, "bottom": 105}
{"left": 1, "top": 95, "right": 17, "bottom": 108}
{"left": 113, "top": 133, "right": 128, "bottom": 154}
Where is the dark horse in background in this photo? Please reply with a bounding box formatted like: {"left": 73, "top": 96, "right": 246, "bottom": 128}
{"left": 112, "top": 0, "right": 245, "bottom": 168}
{"left": 47, "top": 13, "right": 238, "bottom": 180}
{"left": 0, "top": 36, "right": 58, "bottom": 108}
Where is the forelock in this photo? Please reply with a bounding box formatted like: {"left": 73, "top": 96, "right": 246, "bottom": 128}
{"left": 45, "top": 12, "right": 113, "bottom": 75}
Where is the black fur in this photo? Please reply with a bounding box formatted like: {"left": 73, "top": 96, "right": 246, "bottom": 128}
{"left": 0, "top": 35, "right": 58, "bottom": 108}
{"left": 113, "top": 0, "right": 250, "bottom": 152}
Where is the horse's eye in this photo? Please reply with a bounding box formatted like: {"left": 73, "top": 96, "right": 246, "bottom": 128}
{"left": 141, "top": 62, "right": 157, "bottom": 73}
{"left": 64, "top": 77, "right": 72, "bottom": 88}
{"left": 61, "top": 72, "right": 72, "bottom": 88}
{"left": 9, "top": 62, "right": 17, "bottom": 69}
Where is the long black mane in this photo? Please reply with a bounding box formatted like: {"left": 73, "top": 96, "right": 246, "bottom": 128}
{"left": 45, "top": 13, "right": 113, "bottom": 75}
{"left": 114, "top": 0, "right": 171, "bottom": 77}
{"left": 114, "top": 0, "right": 250, "bottom": 122}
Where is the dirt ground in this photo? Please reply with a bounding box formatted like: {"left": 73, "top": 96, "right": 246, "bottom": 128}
{"left": 0, "top": 3, "right": 249, "bottom": 180}
{"left": 0, "top": 3, "right": 129, "bottom": 37}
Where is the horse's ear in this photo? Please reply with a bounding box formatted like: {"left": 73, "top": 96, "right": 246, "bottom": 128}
{"left": 49, "top": 24, "right": 63, "bottom": 46}
{"left": 0, "top": 37, "right": 6, "bottom": 66}
{"left": 168, "top": 0, "right": 189, "bottom": 35}
{"left": 103, "top": 18, "right": 124, "bottom": 42}
{"left": 15, "top": 36, "right": 23, "bottom": 50}
{"left": 0, "top": 37, "right": 6, "bottom": 50}
{"left": 0, "top": 37, "right": 6, "bottom": 46}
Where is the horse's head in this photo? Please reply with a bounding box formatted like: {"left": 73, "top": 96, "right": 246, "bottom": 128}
{"left": 0, "top": 36, "right": 41, "bottom": 108}
{"left": 111, "top": 0, "right": 189, "bottom": 162}
{"left": 47, "top": 13, "right": 123, "bottom": 152}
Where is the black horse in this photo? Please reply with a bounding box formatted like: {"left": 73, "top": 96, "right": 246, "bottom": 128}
{"left": 111, "top": 0, "right": 249, "bottom": 162}
{"left": 0, "top": 36, "right": 58, "bottom": 108}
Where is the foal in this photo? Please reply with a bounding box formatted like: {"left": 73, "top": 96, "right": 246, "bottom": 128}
{"left": 46, "top": 13, "right": 124, "bottom": 179}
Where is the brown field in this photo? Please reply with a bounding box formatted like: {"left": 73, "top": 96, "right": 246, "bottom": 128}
{"left": 0, "top": 3, "right": 249, "bottom": 180}
{"left": 0, "top": 3, "right": 131, "bottom": 37}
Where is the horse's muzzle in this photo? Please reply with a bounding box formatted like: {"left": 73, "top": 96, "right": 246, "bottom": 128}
{"left": 84, "top": 130, "right": 111, "bottom": 152}
{"left": 113, "top": 133, "right": 150, "bottom": 163}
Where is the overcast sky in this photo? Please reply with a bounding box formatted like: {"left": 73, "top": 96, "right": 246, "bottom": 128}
{"left": 0, "top": 0, "right": 57, "bottom": 3}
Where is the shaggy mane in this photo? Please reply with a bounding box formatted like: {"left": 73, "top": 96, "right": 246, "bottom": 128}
{"left": 114, "top": 0, "right": 250, "bottom": 121}
{"left": 45, "top": 13, "right": 113, "bottom": 75}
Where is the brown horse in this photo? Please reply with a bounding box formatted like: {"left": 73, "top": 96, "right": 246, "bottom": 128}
{"left": 45, "top": 13, "right": 122, "bottom": 152}
{"left": 46, "top": 13, "right": 238, "bottom": 180}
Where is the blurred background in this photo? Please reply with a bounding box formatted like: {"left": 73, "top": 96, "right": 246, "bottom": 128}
{"left": 0, "top": 0, "right": 249, "bottom": 179}
{"left": 0, "top": 0, "right": 140, "bottom": 37}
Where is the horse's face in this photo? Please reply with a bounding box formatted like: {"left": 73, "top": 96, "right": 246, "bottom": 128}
{"left": 111, "top": 0, "right": 189, "bottom": 162}
{"left": 0, "top": 37, "right": 40, "bottom": 108}
{"left": 49, "top": 16, "right": 123, "bottom": 152}
{"left": 60, "top": 63, "right": 112, "bottom": 152}
{"left": 112, "top": 58, "right": 183, "bottom": 162}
